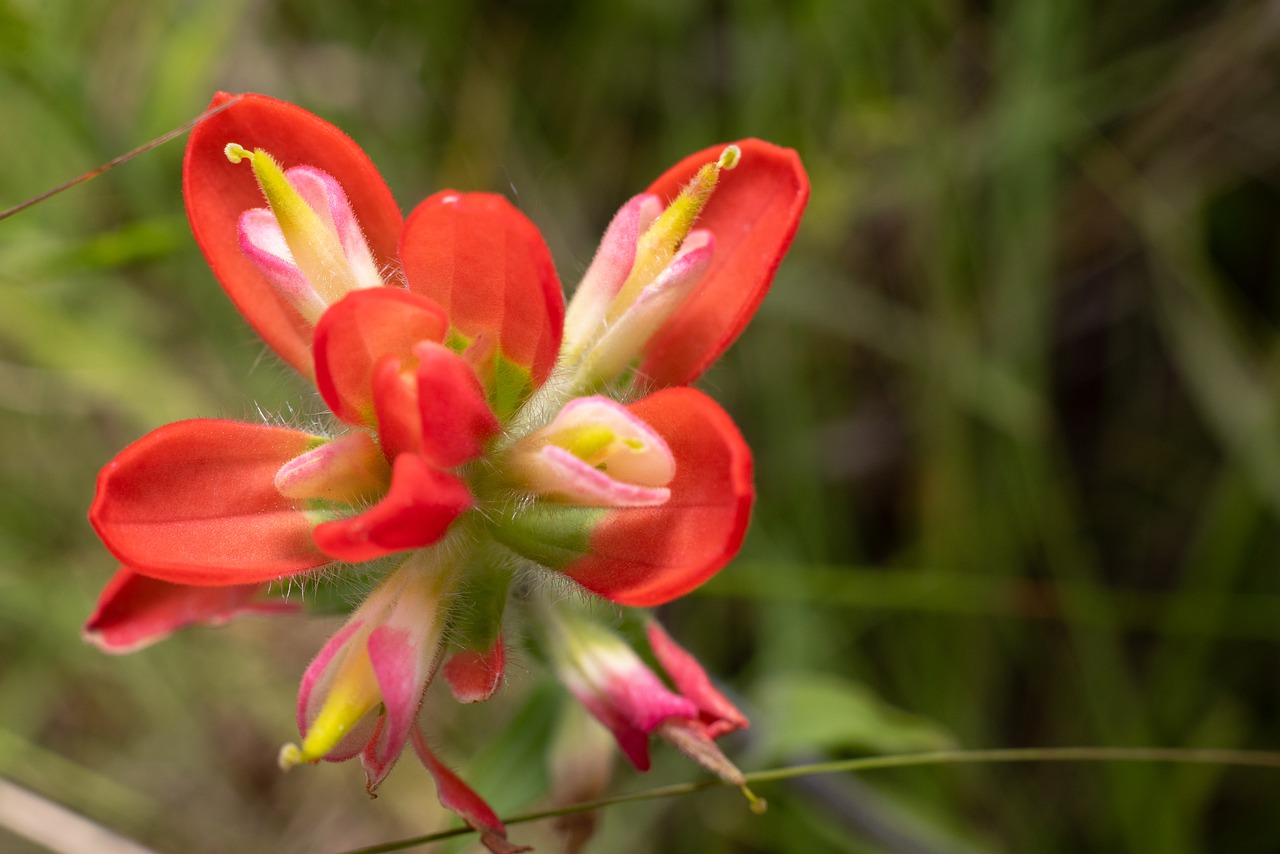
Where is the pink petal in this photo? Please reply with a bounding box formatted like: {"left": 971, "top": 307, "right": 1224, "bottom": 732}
{"left": 574, "top": 692, "right": 653, "bottom": 771}
{"left": 647, "top": 621, "right": 748, "bottom": 738}
{"left": 237, "top": 208, "right": 328, "bottom": 321}
{"left": 526, "top": 445, "right": 671, "bottom": 507}
{"left": 273, "top": 431, "right": 389, "bottom": 503}
{"left": 509, "top": 396, "right": 676, "bottom": 506}
{"left": 554, "top": 622, "right": 698, "bottom": 770}
{"left": 562, "top": 193, "right": 663, "bottom": 356}
{"left": 361, "top": 625, "right": 426, "bottom": 784}
{"left": 359, "top": 554, "right": 454, "bottom": 789}
{"left": 536, "top": 396, "right": 676, "bottom": 486}
{"left": 581, "top": 232, "right": 715, "bottom": 384}
{"left": 282, "top": 165, "right": 384, "bottom": 290}
{"left": 600, "top": 663, "right": 699, "bottom": 735}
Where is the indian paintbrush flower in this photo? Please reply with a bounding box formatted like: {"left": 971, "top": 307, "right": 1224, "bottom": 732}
{"left": 85, "top": 92, "right": 807, "bottom": 852}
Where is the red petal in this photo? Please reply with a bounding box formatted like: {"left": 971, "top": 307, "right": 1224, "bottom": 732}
{"left": 370, "top": 341, "right": 501, "bottom": 467}
{"left": 313, "top": 288, "right": 449, "bottom": 427}
{"left": 411, "top": 729, "right": 531, "bottom": 854}
{"left": 184, "top": 93, "right": 404, "bottom": 375}
{"left": 371, "top": 353, "right": 422, "bottom": 460}
{"left": 312, "top": 454, "right": 472, "bottom": 562}
{"left": 400, "top": 191, "right": 564, "bottom": 399}
{"left": 562, "top": 388, "right": 753, "bottom": 606}
{"left": 638, "top": 139, "right": 808, "bottom": 386}
{"left": 414, "top": 341, "right": 501, "bottom": 469}
{"left": 83, "top": 568, "right": 297, "bottom": 654}
{"left": 443, "top": 637, "right": 505, "bottom": 703}
{"left": 90, "top": 420, "right": 330, "bottom": 585}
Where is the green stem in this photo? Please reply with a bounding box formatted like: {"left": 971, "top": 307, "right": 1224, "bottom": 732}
{"left": 337, "top": 746, "right": 1280, "bottom": 854}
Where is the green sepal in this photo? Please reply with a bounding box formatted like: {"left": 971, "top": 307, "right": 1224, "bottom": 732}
{"left": 447, "top": 542, "right": 517, "bottom": 652}
{"left": 445, "top": 328, "right": 536, "bottom": 423}
{"left": 291, "top": 559, "right": 396, "bottom": 616}
{"left": 487, "top": 503, "right": 604, "bottom": 569}
{"left": 489, "top": 348, "right": 536, "bottom": 422}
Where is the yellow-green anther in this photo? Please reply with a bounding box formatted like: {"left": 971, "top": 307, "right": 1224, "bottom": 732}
{"left": 224, "top": 142, "right": 358, "bottom": 303}
{"left": 606, "top": 145, "right": 740, "bottom": 322}
{"left": 552, "top": 425, "right": 617, "bottom": 464}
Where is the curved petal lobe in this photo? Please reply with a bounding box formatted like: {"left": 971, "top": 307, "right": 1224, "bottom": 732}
{"left": 647, "top": 621, "right": 748, "bottom": 738}
{"left": 415, "top": 341, "right": 501, "bottom": 469}
{"left": 313, "top": 288, "right": 449, "bottom": 427}
{"left": 312, "top": 454, "right": 472, "bottom": 562}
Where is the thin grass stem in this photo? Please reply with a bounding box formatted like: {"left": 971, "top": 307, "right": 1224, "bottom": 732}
{"left": 338, "top": 746, "right": 1280, "bottom": 853}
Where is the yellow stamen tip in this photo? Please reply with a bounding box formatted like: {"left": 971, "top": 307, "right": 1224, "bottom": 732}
{"left": 741, "top": 784, "right": 767, "bottom": 814}
{"left": 224, "top": 142, "right": 252, "bottom": 164}
{"left": 278, "top": 743, "right": 307, "bottom": 771}
{"left": 718, "top": 144, "right": 741, "bottom": 170}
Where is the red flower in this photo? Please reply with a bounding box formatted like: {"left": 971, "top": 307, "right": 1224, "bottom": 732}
{"left": 86, "top": 92, "right": 806, "bottom": 849}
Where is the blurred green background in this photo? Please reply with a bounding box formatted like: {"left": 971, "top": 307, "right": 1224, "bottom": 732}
{"left": 4, "top": 0, "right": 1280, "bottom": 851}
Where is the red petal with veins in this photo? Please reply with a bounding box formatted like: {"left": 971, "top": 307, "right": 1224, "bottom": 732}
{"left": 411, "top": 730, "right": 531, "bottom": 854}
{"left": 90, "top": 420, "right": 330, "bottom": 585}
{"left": 312, "top": 454, "right": 471, "bottom": 562}
{"left": 184, "top": 93, "right": 404, "bottom": 375}
{"left": 638, "top": 139, "right": 808, "bottom": 387}
{"left": 400, "top": 191, "right": 564, "bottom": 391}
{"left": 83, "top": 568, "right": 297, "bottom": 654}
{"left": 313, "top": 288, "right": 449, "bottom": 428}
{"left": 562, "top": 388, "right": 753, "bottom": 606}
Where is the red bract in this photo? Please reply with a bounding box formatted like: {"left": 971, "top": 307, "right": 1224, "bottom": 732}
{"left": 400, "top": 190, "right": 564, "bottom": 419}
{"left": 87, "top": 92, "right": 807, "bottom": 851}
{"left": 640, "top": 141, "right": 809, "bottom": 387}
{"left": 84, "top": 569, "right": 299, "bottom": 654}
{"left": 90, "top": 420, "right": 331, "bottom": 584}
{"left": 184, "top": 93, "right": 403, "bottom": 376}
